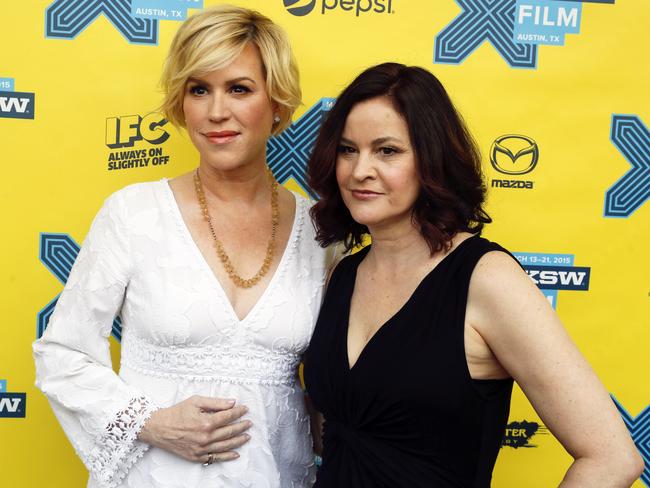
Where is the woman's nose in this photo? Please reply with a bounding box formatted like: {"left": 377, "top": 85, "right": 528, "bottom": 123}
{"left": 208, "top": 93, "right": 231, "bottom": 122}
{"left": 351, "top": 151, "right": 376, "bottom": 180}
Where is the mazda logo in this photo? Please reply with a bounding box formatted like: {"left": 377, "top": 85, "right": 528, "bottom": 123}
{"left": 490, "top": 134, "right": 539, "bottom": 175}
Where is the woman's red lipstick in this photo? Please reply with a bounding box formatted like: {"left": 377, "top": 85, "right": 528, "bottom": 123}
{"left": 350, "top": 189, "right": 382, "bottom": 200}
{"left": 204, "top": 131, "right": 239, "bottom": 144}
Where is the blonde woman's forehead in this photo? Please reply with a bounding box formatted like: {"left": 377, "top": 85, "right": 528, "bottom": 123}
{"left": 190, "top": 44, "right": 267, "bottom": 83}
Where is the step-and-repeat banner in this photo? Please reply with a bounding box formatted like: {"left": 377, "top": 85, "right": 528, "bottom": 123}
{"left": 2, "top": 0, "right": 647, "bottom": 486}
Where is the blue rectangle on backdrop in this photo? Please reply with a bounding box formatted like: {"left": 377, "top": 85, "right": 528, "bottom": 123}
{"left": 525, "top": 265, "right": 591, "bottom": 291}
{"left": 514, "top": 0, "right": 582, "bottom": 46}
{"left": 553, "top": 0, "right": 613, "bottom": 3}
{"left": 0, "top": 393, "right": 26, "bottom": 418}
{"left": 0, "top": 91, "right": 35, "bottom": 119}
{"left": 0, "top": 380, "right": 6, "bottom": 392}
{"left": 0, "top": 78, "right": 14, "bottom": 91}
{"left": 132, "top": 0, "right": 203, "bottom": 21}
{"left": 321, "top": 98, "right": 336, "bottom": 111}
{"left": 513, "top": 252, "right": 574, "bottom": 267}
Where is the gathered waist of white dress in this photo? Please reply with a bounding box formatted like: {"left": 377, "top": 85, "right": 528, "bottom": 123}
{"left": 120, "top": 333, "right": 302, "bottom": 386}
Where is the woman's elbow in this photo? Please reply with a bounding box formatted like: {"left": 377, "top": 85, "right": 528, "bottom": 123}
{"left": 621, "top": 448, "right": 645, "bottom": 486}
{"left": 578, "top": 442, "right": 645, "bottom": 486}
{"left": 604, "top": 447, "right": 646, "bottom": 486}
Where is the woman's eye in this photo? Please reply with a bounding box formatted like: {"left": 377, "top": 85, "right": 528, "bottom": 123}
{"left": 379, "top": 146, "right": 398, "bottom": 156}
{"left": 230, "top": 84, "right": 251, "bottom": 94}
{"left": 189, "top": 85, "right": 208, "bottom": 96}
{"left": 337, "top": 145, "right": 357, "bottom": 155}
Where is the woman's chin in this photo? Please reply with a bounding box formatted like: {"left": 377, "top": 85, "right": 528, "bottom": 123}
{"left": 349, "top": 211, "right": 383, "bottom": 229}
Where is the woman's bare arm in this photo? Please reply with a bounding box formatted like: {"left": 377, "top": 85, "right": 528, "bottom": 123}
{"left": 466, "top": 251, "right": 644, "bottom": 487}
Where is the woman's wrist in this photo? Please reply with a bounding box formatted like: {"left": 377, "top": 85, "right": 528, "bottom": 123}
{"left": 137, "top": 407, "right": 165, "bottom": 444}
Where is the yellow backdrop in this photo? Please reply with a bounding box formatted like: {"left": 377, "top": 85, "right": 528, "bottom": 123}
{"left": 1, "top": 0, "right": 647, "bottom": 486}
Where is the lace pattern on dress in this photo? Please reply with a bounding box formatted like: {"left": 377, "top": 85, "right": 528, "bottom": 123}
{"left": 87, "top": 396, "right": 158, "bottom": 488}
{"left": 121, "top": 333, "right": 302, "bottom": 385}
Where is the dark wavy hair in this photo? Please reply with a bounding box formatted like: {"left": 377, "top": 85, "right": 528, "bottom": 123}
{"left": 307, "top": 62, "right": 491, "bottom": 254}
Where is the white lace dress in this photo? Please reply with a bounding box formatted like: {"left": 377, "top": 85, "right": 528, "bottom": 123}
{"left": 33, "top": 180, "right": 331, "bottom": 488}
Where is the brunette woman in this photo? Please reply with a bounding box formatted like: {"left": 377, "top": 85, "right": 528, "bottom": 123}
{"left": 303, "top": 63, "right": 643, "bottom": 487}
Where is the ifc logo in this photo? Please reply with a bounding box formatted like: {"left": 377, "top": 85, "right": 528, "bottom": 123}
{"left": 284, "top": 0, "right": 316, "bottom": 16}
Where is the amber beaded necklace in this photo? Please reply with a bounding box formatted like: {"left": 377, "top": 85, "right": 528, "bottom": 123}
{"left": 193, "top": 168, "right": 279, "bottom": 288}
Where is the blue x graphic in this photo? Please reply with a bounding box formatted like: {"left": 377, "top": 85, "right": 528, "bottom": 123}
{"left": 45, "top": 0, "right": 158, "bottom": 45}
{"left": 435, "top": 0, "right": 537, "bottom": 69}
{"left": 612, "top": 396, "right": 650, "bottom": 486}
{"left": 267, "top": 98, "right": 334, "bottom": 198}
{"left": 604, "top": 115, "right": 649, "bottom": 218}
{"left": 37, "top": 233, "right": 123, "bottom": 340}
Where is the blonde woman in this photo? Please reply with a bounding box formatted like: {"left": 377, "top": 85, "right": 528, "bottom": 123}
{"left": 34, "top": 6, "right": 330, "bottom": 487}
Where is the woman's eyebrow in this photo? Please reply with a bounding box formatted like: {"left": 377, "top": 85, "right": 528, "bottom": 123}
{"left": 226, "top": 76, "right": 257, "bottom": 85}
{"left": 187, "top": 76, "right": 209, "bottom": 85}
{"left": 186, "top": 76, "right": 257, "bottom": 86}
{"left": 371, "top": 136, "right": 402, "bottom": 145}
{"left": 340, "top": 137, "right": 357, "bottom": 146}
{"left": 340, "top": 136, "right": 404, "bottom": 146}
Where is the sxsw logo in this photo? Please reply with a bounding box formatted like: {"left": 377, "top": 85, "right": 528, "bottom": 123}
{"left": 0, "top": 380, "right": 27, "bottom": 418}
{"left": 604, "top": 114, "right": 649, "bottom": 218}
{"left": 435, "top": 0, "right": 614, "bottom": 69}
{"left": 514, "top": 0, "right": 582, "bottom": 46}
{"left": 105, "top": 113, "right": 169, "bottom": 148}
{"left": 46, "top": 0, "right": 158, "bottom": 45}
{"left": 490, "top": 134, "right": 538, "bottom": 190}
{"left": 45, "top": 0, "right": 202, "bottom": 43}
{"left": 283, "top": 0, "right": 393, "bottom": 17}
{"left": 514, "top": 252, "right": 590, "bottom": 309}
{"left": 526, "top": 265, "right": 590, "bottom": 290}
{"left": 0, "top": 91, "right": 35, "bottom": 120}
{"left": 502, "top": 420, "right": 549, "bottom": 448}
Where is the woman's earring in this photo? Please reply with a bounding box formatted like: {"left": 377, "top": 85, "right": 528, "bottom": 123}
{"left": 273, "top": 114, "right": 281, "bottom": 123}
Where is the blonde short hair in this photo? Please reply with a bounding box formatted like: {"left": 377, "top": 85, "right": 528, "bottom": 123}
{"left": 160, "top": 4, "right": 301, "bottom": 135}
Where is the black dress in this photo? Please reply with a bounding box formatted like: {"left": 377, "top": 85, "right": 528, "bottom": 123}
{"left": 303, "top": 236, "right": 514, "bottom": 487}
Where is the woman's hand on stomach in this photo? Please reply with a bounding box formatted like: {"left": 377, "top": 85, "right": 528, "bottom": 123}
{"left": 138, "top": 395, "right": 252, "bottom": 463}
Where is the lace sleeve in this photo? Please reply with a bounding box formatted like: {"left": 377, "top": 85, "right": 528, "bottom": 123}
{"left": 33, "top": 191, "right": 158, "bottom": 487}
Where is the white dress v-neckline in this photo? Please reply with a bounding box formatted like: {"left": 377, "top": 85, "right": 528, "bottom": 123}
{"left": 161, "top": 178, "right": 302, "bottom": 325}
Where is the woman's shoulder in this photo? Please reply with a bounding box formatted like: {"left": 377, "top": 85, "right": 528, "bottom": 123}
{"left": 457, "top": 234, "right": 510, "bottom": 255}
{"left": 94, "top": 180, "right": 171, "bottom": 232}
{"left": 464, "top": 236, "right": 528, "bottom": 300}
{"left": 450, "top": 234, "right": 519, "bottom": 268}
{"left": 107, "top": 179, "right": 168, "bottom": 205}
{"left": 100, "top": 179, "right": 170, "bottom": 214}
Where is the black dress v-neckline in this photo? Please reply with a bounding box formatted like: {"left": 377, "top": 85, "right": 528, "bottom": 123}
{"left": 343, "top": 236, "right": 477, "bottom": 372}
{"left": 303, "top": 235, "right": 515, "bottom": 488}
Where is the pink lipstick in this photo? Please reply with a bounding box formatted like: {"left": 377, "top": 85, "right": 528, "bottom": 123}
{"left": 204, "top": 130, "right": 240, "bottom": 144}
